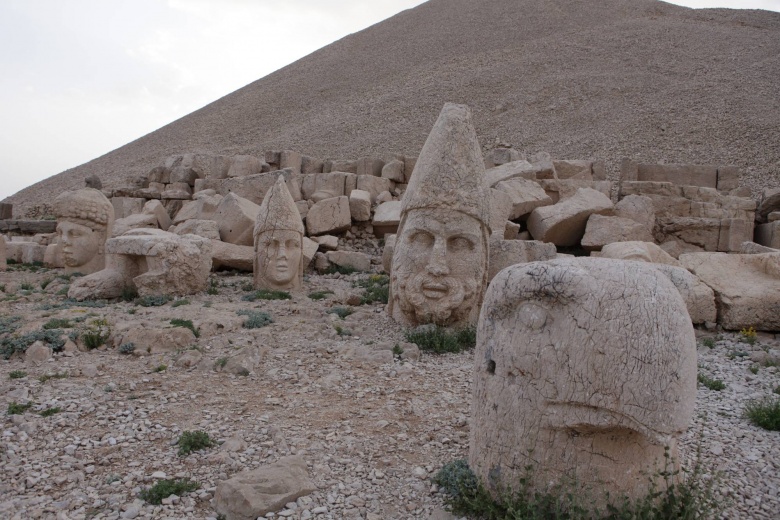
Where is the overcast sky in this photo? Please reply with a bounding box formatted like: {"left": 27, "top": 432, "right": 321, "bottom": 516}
{"left": 1, "top": 0, "right": 779, "bottom": 201}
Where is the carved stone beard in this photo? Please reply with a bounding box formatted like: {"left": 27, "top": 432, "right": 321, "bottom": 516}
{"left": 393, "top": 266, "right": 478, "bottom": 326}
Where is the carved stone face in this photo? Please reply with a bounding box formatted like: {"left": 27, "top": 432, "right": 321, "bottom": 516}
{"left": 56, "top": 220, "right": 104, "bottom": 273}
{"left": 391, "top": 208, "right": 486, "bottom": 327}
{"left": 469, "top": 258, "right": 697, "bottom": 501}
{"left": 254, "top": 229, "right": 302, "bottom": 290}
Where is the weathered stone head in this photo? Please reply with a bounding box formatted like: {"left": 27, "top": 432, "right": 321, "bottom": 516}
{"left": 389, "top": 103, "right": 490, "bottom": 328}
{"left": 253, "top": 176, "right": 305, "bottom": 291}
{"left": 469, "top": 257, "right": 696, "bottom": 501}
{"left": 53, "top": 188, "right": 114, "bottom": 274}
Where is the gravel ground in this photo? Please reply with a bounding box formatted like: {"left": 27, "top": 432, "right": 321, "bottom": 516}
{"left": 0, "top": 262, "right": 778, "bottom": 520}
{"left": 7, "top": 0, "right": 780, "bottom": 216}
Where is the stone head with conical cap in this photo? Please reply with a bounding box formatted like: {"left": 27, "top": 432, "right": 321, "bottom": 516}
{"left": 53, "top": 188, "right": 115, "bottom": 274}
{"left": 389, "top": 103, "right": 490, "bottom": 327}
{"left": 253, "top": 176, "right": 305, "bottom": 290}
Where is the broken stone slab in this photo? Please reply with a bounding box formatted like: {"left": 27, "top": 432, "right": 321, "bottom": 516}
{"left": 484, "top": 147, "right": 524, "bottom": 169}
{"left": 372, "top": 201, "right": 402, "bottom": 238}
{"left": 312, "top": 235, "right": 338, "bottom": 251}
{"left": 227, "top": 155, "right": 267, "bottom": 177}
{"left": 680, "top": 252, "right": 780, "bottom": 331}
{"left": 115, "top": 323, "right": 196, "bottom": 355}
{"left": 381, "top": 160, "right": 405, "bottom": 183}
{"left": 326, "top": 251, "right": 371, "bottom": 272}
{"left": 653, "top": 264, "right": 717, "bottom": 325}
{"left": 142, "top": 200, "right": 171, "bottom": 231}
{"left": 600, "top": 241, "right": 681, "bottom": 266}
{"left": 758, "top": 188, "right": 780, "bottom": 222}
{"left": 740, "top": 241, "right": 778, "bottom": 254}
{"left": 382, "top": 234, "right": 396, "bottom": 274}
{"left": 279, "top": 150, "right": 302, "bottom": 174}
{"left": 214, "top": 193, "right": 260, "bottom": 246}
{"left": 636, "top": 163, "right": 718, "bottom": 189}
{"left": 302, "top": 237, "right": 318, "bottom": 271}
{"left": 305, "top": 196, "right": 351, "bottom": 236}
{"left": 527, "top": 187, "right": 613, "bottom": 246}
{"left": 614, "top": 194, "right": 655, "bottom": 233}
{"left": 470, "top": 257, "right": 696, "bottom": 502}
{"left": 487, "top": 237, "right": 557, "bottom": 282}
{"left": 655, "top": 217, "right": 753, "bottom": 254}
{"left": 484, "top": 159, "right": 536, "bottom": 187}
{"left": 111, "top": 197, "right": 145, "bottom": 219}
{"left": 581, "top": 214, "right": 654, "bottom": 251}
{"left": 324, "top": 159, "right": 357, "bottom": 174}
{"left": 489, "top": 189, "right": 512, "bottom": 237}
{"left": 210, "top": 240, "right": 253, "bottom": 272}
{"left": 172, "top": 194, "right": 223, "bottom": 225}
{"left": 349, "top": 189, "right": 372, "bottom": 222}
{"left": 219, "top": 169, "right": 302, "bottom": 205}
{"left": 357, "top": 157, "right": 384, "bottom": 177}
{"left": 300, "top": 155, "right": 323, "bottom": 174}
{"left": 553, "top": 160, "right": 593, "bottom": 180}
{"left": 356, "top": 175, "right": 394, "bottom": 203}
{"left": 112, "top": 214, "right": 158, "bottom": 237}
{"left": 174, "top": 219, "right": 220, "bottom": 240}
{"left": 494, "top": 178, "right": 553, "bottom": 220}
{"left": 755, "top": 221, "right": 780, "bottom": 249}
{"left": 716, "top": 166, "right": 740, "bottom": 192}
{"left": 214, "top": 455, "right": 317, "bottom": 520}
{"left": 301, "top": 172, "right": 348, "bottom": 201}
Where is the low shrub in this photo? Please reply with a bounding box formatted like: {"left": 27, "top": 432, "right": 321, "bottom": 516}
{"left": 328, "top": 306, "right": 354, "bottom": 319}
{"left": 237, "top": 310, "right": 273, "bottom": 329}
{"left": 177, "top": 430, "right": 216, "bottom": 456}
{"left": 8, "top": 402, "right": 33, "bottom": 415}
{"left": 405, "top": 326, "right": 476, "bottom": 355}
{"left": 136, "top": 295, "right": 171, "bottom": 307}
{"left": 308, "top": 290, "right": 334, "bottom": 301}
{"left": 739, "top": 326, "right": 757, "bottom": 345}
{"left": 9, "top": 370, "right": 27, "bottom": 379}
{"left": 81, "top": 318, "right": 111, "bottom": 350}
{"left": 744, "top": 397, "right": 780, "bottom": 431}
{"left": 242, "top": 289, "right": 292, "bottom": 302}
{"left": 697, "top": 373, "right": 726, "bottom": 391}
{"left": 700, "top": 338, "right": 715, "bottom": 349}
{"left": 170, "top": 319, "right": 200, "bottom": 338}
{"left": 324, "top": 264, "right": 357, "bottom": 275}
{"left": 39, "top": 372, "right": 69, "bottom": 383}
{"left": 39, "top": 407, "right": 61, "bottom": 417}
{"left": 43, "top": 318, "right": 74, "bottom": 330}
{"left": 1, "top": 328, "right": 66, "bottom": 359}
{"left": 119, "top": 343, "right": 136, "bottom": 355}
{"left": 353, "top": 274, "right": 390, "bottom": 305}
{"left": 121, "top": 286, "right": 139, "bottom": 302}
{"left": 171, "top": 298, "right": 190, "bottom": 307}
{"left": 154, "top": 364, "right": 167, "bottom": 373}
{"left": 139, "top": 478, "right": 199, "bottom": 505}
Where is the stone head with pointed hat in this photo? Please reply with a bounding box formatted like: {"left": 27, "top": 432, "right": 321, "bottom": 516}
{"left": 253, "top": 176, "right": 305, "bottom": 291}
{"left": 53, "top": 188, "right": 115, "bottom": 274}
{"left": 389, "top": 103, "right": 490, "bottom": 327}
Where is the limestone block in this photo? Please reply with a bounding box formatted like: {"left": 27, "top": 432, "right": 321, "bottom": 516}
{"left": 302, "top": 237, "right": 318, "bottom": 271}
{"left": 527, "top": 188, "right": 613, "bottom": 246}
{"left": 504, "top": 221, "right": 521, "bottom": 240}
{"left": 228, "top": 155, "right": 265, "bottom": 177}
{"left": 680, "top": 252, "right": 780, "bottom": 330}
{"left": 485, "top": 159, "right": 535, "bottom": 187}
{"left": 295, "top": 200, "right": 309, "bottom": 220}
{"left": 142, "top": 200, "right": 171, "bottom": 231}
{"left": 528, "top": 152, "right": 556, "bottom": 179}
{"left": 312, "top": 235, "right": 338, "bottom": 251}
{"left": 168, "top": 154, "right": 201, "bottom": 185}
{"left": 219, "top": 169, "right": 302, "bottom": 205}
{"left": 716, "top": 166, "right": 740, "bottom": 192}
{"left": 4, "top": 241, "right": 24, "bottom": 263}
{"left": 210, "top": 240, "right": 253, "bottom": 272}
{"left": 620, "top": 158, "right": 638, "bottom": 183}
{"left": 324, "top": 159, "right": 357, "bottom": 174}
{"left": 484, "top": 147, "right": 523, "bottom": 168}
{"left": 20, "top": 243, "right": 46, "bottom": 265}
{"left": 69, "top": 230, "right": 212, "bottom": 300}
{"left": 326, "top": 251, "right": 371, "bottom": 272}
{"left": 553, "top": 160, "right": 592, "bottom": 180}
{"left": 653, "top": 264, "right": 717, "bottom": 325}
{"left": 592, "top": 161, "right": 607, "bottom": 181}
{"left": 214, "top": 456, "right": 317, "bottom": 520}
{"left": 537, "top": 178, "right": 612, "bottom": 203}
{"left": 300, "top": 155, "right": 323, "bottom": 174}
{"left": 175, "top": 219, "right": 220, "bottom": 240}
{"left": 112, "top": 214, "right": 158, "bottom": 237}
{"left": 382, "top": 234, "right": 396, "bottom": 274}
{"left": 740, "top": 241, "right": 777, "bottom": 254}
{"left": 581, "top": 215, "right": 654, "bottom": 251}
{"left": 494, "top": 178, "right": 553, "bottom": 220}
{"left": 0, "top": 235, "right": 6, "bottom": 271}
{"left": 769, "top": 211, "right": 780, "bottom": 222}
{"left": 148, "top": 165, "right": 170, "bottom": 184}
{"left": 758, "top": 188, "right": 780, "bottom": 222}
{"left": 305, "top": 196, "right": 351, "bottom": 236}
{"left": 637, "top": 163, "right": 717, "bottom": 188}
{"left": 654, "top": 217, "right": 750, "bottom": 253}
{"left": 357, "top": 157, "right": 384, "bottom": 176}
{"left": 487, "top": 237, "right": 556, "bottom": 282}
{"left": 489, "top": 189, "right": 512, "bottom": 237}
{"left": 26, "top": 342, "right": 52, "bottom": 366}
{"left": 349, "top": 189, "right": 372, "bottom": 222}
{"left": 302, "top": 172, "right": 347, "bottom": 202}
{"left": 614, "top": 194, "right": 655, "bottom": 233}
{"left": 279, "top": 150, "right": 302, "bottom": 174}
{"left": 356, "top": 175, "right": 393, "bottom": 203}
{"left": 600, "top": 241, "right": 681, "bottom": 266}
{"left": 116, "top": 324, "right": 196, "bottom": 355}
{"left": 372, "top": 201, "right": 402, "bottom": 238}
{"left": 376, "top": 190, "right": 393, "bottom": 204}
{"left": 172, "top": 195, "right": 222, "bottom": 224}
{"left": 344, "top": 173, "right": 357, "bottom": 195}
{"left": 470, "top": 258, "right": 696, "bottom": 501}
{"left": 214, "top": 193, "right": 260, "bottom": 246}
{"left": 755, "top": 222, "right": 780, "bottom": 249}
{"left": 381, "top": 160, "right": 405, "bottom": 183}
{"left": 111, "top": 197, "right": 144, "bottom": 219}
{"left": 264, "top": 151, "right": 280, "bottom": 169}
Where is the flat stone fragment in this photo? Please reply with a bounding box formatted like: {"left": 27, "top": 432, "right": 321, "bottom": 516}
{"left": 214, "top": 193, "right": 260, "bottom": 246}
{"left": 112, "top": 213, "right": 158, "bottom": 237}
{"left": 214, "top": 455, "right": 317, "bottom": 520}
{"left": 494, "top": 178, "right": 553, "bottom": 220}
{"left": 174, "top": 219, "right": 220, "bottom": 240}
{"left": 306, "top": 196, "right": 351, "bottom": 236}
{"left": 679, "top": 252, "right": 780, "bottom": 331}
{"left": 527, "top": 187, "right": 613, "bottom": 246}
{"left": 372, "top": 201, "right": 402, "bottom": 237}
{"left": 757, "top": 187, "right": 780, "bottom": 221}
{"left": 581, "top": 214, "right": 654, "bottom": 251}
{"left": 487, "top": 237, "right": 557, "bottom": 282}
{"left": 326, "top": 251, "right": 371, "bottom": 272}
{"left": 614, "top": 194, "right": 655, "bottom": 233}
{"left": 484, "top": 159, "right": 536, "bottom": 187}
{"left": 470, "top": 257, "right": 696, "bottom": 503}
{"left": 210, "top": 240, "right": 253, "bottom": 272}
{"left": 600, "top": 241, "right": 681, "bottom": 266}
{"left": 349, "top": 189, "right": 372, "bottom": 222}
{"left": 755, "top": 221, "right": 780, "bottom": 249}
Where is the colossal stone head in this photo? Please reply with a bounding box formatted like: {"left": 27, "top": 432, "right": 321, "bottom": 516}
{"left": 53, "top": 188, "right": 114, "bottom": 274}
{"left": 389, "top": 103, "right": 490, "bottom": 328}
{"left": 253, "top": 176, "right": 305, "bottom": 291}
{"left": 469, "top": 257, "right": 697, "bottom": 502}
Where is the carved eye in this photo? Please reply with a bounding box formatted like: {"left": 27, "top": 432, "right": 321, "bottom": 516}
{"left": 448, "top": 236, "right": 474, "bottom": 252}
{"left": 408, "top": 230, "right": 434, "bottom": 248}
{"left": 287, "top": 239, "right": 300, "bottom": 249}
{"left": 517, "top": 303, "right": 549, "bottom": 330}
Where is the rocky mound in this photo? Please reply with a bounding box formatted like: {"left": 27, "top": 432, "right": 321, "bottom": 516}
{"left": 7, "top": 0, "right": 780, "bottom": 215}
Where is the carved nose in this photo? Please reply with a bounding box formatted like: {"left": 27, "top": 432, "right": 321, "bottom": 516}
{"left": 277, "top": 243, "right": 288, "bottom": 259}
{"left": 426, "top": 240, "right": 449, "bottom": 276}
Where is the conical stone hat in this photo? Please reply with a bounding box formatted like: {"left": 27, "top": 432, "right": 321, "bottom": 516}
{"left": 401, "top": 103, "right": 489, "bottom": 226}
{"left": 254, "top": 176, "right": 304, "bottom": 237}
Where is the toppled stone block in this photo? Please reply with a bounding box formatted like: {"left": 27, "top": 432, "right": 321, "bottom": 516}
{"left": 214, "top": 456, "right": 317, "bottom": 520}
{"left": 142, "top": 200, "right": 171, "bottom": 231}
{"left": 357, "top": 157, "right": 384, "bottom": 176}
{"left": 372, "top": 201, "right": 401, "bottom": 238}
{"left": 740, "top": 241, "right": 778, "bottom": 254}
{"left": 381, "top": 160, "right": 405, "bottom": 183}
{"left": 581, "top": 215, "right": 654, "bottom": 251}
{"left": 219, "top": 170, "right": 302, "bottom": 205}
{"left": 553, "top": 160, "right": 592, "bottom": 180}
{"left": 600, "top": 241, "right": 681, "bottom": 266}
{"left": 302, "top": 172, "right": 348, "bottom": 202}
{"left": 326, "top": 251, "right": 371, "bottom": 272}
{"left": 758, "top": 188, "right": 780, "bottom": 222}
{"left": 494, "top": 178, "right": 553, "bottom": 219}
{"left": 614, "top": 194, "right": 655, "bottom": 233}
{"left": 653, "top": 264, "right": 717, "bottom": 325}
{"left": 637, "top": 163, "right": 717, "bottom": 188}
{"left": 111, "top": 197, "right": 144, "bottom": 219}
{"left": 489, "top": 189, "right": 512, "bottom": 237}
{"left": 484, "top": 147, "right": 523, "bottom": 168}
{"left": 172, "top": 194, "right": 223, "bottom": 224}
{"left": 716, "top": 166, "right": 740, "bottom": 192}
{"left": 210, "top": 240, "right": 253, "bottom": 272}
{"left": 349, "top": 189, "right": 372, "bottom": 222}
{"left": 680, "top": 252, "right": 780, "bottom": 331}
{"left": 306, "top": 196, "right": 351, "bottom": 236}
{"left": 300, "top": 155, "right": 323, "bottom": 174}
{"left": 487, "top": 237, "right": 556, "bottom": 282}
{"left": 214, "top": 193, "right": 260, "bottom": 246}
{"left": 174, "top": 219, "right": 220, "bottom": 240}
{"left": 484, "top": 159, "right": 536, "bottom": 187}
{"left": 356, "top": 175, "right": 393, "bottom": 203}
{"left": 527, "top": 188, "right": 613, "bottom": 246}
{"left": 280, "top": 150, "right": 302, "bottom": 174}
{"left": 228, "top": 155, "right": 266, "bottom": 177}
{"left": 312, "top": 235, "right": 338, "bottom": 251}
{"left": 116, "top": 324, "right": 196, "bottom": 355}
{"left": 112, "top": 213, "right": 159, "bottom": 237}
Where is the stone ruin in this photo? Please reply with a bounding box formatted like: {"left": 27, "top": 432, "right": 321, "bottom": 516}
{"left": 470, "top": 257, "right": 697, "bottom": 501}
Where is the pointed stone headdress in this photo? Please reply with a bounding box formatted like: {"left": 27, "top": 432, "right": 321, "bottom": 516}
{"left": 254, "top": 176, "right": 305, "bottom": 237}
{"left": 402, "top": 103, "right": 490, "bottom": 226}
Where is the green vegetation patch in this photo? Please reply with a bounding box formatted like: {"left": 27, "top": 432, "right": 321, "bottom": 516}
{"left": 136, "top": 295, "right": 172, "bottom": 307}
{"left": 327, "top": 306, "right": 354, "bottom": 319}
{"left": 170, "top": 319, "right": 200, "bottom": 338}
{"left": 237, "top": 310, "right": 273, "bottom": 329}
{"left": 744, "top": 397, "right": 780, "bottom": 431}
{"left": 307, "top": 290, "right": 334, "bottom": 301}
{"left": 405, "top": 326, "right": 476, "bottom": 355}
{"left": 697, "top": 373, "right": 726, "bottom": 391}
{"left": 139, "top": 478, "right": 199, "bottom": 505}
{"left": 177, "top": 430, "right": 217, "bottom": 456}
{"left": 9, "top": 370, "right": 27, "bottom": 379}
{"left": 242, "top": 289, "right": 292, "bottom": 301}
{"left": 353, "top": 274, "right": 389, "bottom": 305}
{"left": 8, "top": 402, "right": 33, "bottom": 415}
{"left": 1, "top": 328, "right": 66, "bottom": 359}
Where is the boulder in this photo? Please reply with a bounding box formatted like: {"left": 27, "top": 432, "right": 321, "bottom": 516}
{"left": 326, "top": 251, "right": 371, "bottom": 272}
{"left": 306, "top": 197, "right": 351, "bottom": 236}
{"left": 372, "top": 201, "right": 402, "bottom": 238}
{"left": 112, "top": 213, "right": 158, "bottom": 237}
{"left": 174, "top": 219, "right": 220, "bottom": 240}
{"left": 142, "top": 200, "right": 171, "bottom": 231}
{"left": 494, "top": 178, "right": 553, "bottom": 220}
{"left": 211, "top": 240, "right": 253, "bottom": 272}
{"left": 349, "top": 189, "right": 372, "bottom": 222}
{"left": 227, "top": 155, "right": 266, "bottom": 177}
{"left": 302, "top": 237, "right": 319, "bottom": 270}
{"left": 600, "top": 241, "right": 681, "bottom": 266}
{"left": 312, "top": 235, "right": 339, "bottom": 251}
{"left": 614, "top": 194, "right": 655, "bottom": 233}
{"left": 214, "top": 456, "right": 317, "bottom": 520}
{"left": 381, "top": 160, "right": 405, "bottom": 183}
{"left": 25, "top": 341, "right": 52, "bottom": 366}
{"left": 527, "top": 188, "right": 613, "bottom": 246}
{"left": 356, "top": 175, "right": 393, "bottom": 203}
{"left": 172, "top": 195, "right": 222, "bottom": 224}
{"left": 679, "top": 252, "right": 780, "bottom": 331}
{"left": 487, "top": 238, "right": 557, "bottom": 282}
{"left": 553, "top": 160, "right": 592, "bottom": 180}
{"left": 653, "top": 264, "right": 717, "bottom": 325}
{"left": 214, "top": 193, "right": 260, "bottom": 246}
{"left": 484, "top": 159, "right": 536, "bottom": 187}
{"left": 470, "top": 258, "right": 696, "bottom": 502}
{"left": 116, "top": 324, "right": 196, "bottom": 355}
{"left": 580, "top": 215, "right": 654, "bottom": 251}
